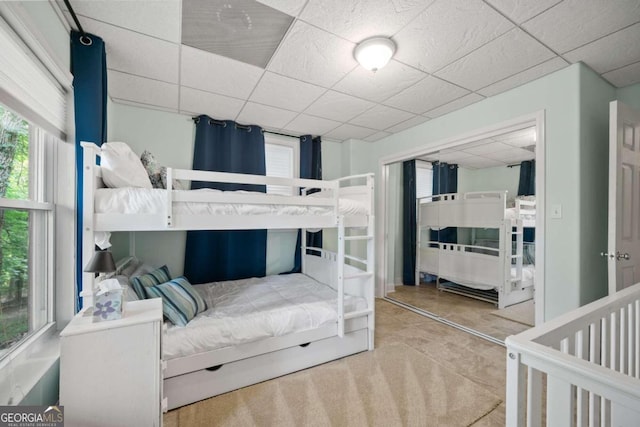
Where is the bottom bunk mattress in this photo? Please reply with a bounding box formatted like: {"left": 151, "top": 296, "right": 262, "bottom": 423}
{"left": 162, "top": 273, "right": 368, "bottom": 360}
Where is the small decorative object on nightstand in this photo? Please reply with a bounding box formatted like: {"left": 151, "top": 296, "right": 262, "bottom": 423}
{"left": 84, "top": 250, "right": 123, "bottom": 322}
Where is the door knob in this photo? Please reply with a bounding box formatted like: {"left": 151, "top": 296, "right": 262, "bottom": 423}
{"left": 616, "top": 252, "right": 630, "bottom": 261}
{"left": 600, "top": 252, "right": 615, "bottom": 258}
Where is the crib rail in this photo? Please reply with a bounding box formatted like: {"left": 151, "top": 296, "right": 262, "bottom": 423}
{"left": 506, "top": 283, "right": 640, "bottom": 426}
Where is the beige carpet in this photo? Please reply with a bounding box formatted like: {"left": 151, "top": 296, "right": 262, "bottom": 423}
{"left": 164, "top": 342, "right": 501, "bottom": 427}
{"left": 490, "top": 300, "right": 535, "bottom": 327}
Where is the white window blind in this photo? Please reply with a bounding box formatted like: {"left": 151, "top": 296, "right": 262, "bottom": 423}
{"left": 265, "top": 142, "right": 294, "bottom": 196}
{"left": 416, "top": 161, "right": 433, "bottom": 199}
{"left": 0, "top": 17, "right": 66, "bottom": 137}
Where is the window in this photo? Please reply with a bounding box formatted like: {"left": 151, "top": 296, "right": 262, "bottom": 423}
{"left": 264, "top": 134, "right": 300, "bottom": 276}
{"left": 416, "top": 160, "right": 433, "bottom": 200}
{"left": 264, "top": 134, "right": 299, "bottom": 193}
{"left": 0, "top": 104, "right": 53, "bottom": 361}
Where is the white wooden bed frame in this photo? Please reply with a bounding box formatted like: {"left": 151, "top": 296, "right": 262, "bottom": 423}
{"left": 80, "top": 142, "right": 375, "bottom": 411}
{"left": 506, "top": 282, "right": 640, "bottom": 426}
{"left": 416, "top": 191, "right": 535, "bottom": 309}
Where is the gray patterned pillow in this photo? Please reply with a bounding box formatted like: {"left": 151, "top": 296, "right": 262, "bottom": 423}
{"left": 140, "top": 150, "right": 163, "bottom": 189}
{"left": 160, "top": 167, "right": 186, "bottom": 190}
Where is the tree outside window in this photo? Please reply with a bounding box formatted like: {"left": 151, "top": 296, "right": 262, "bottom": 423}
{"left": 0, "top": 105, "right": 30, "bottom": 354}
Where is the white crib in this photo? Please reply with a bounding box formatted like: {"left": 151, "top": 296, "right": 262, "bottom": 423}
{"left": 506, "top": 283, "right": 640, "bottom": 426}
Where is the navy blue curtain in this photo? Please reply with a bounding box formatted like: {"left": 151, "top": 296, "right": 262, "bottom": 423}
{"left": 183, "top": 116, "right": 267, "bottom": 283}
{"left": 291, "top": 135, "right": 322, "bottom": 273}
{"left": 518, "top": 160, "right": 536, "bottom": 242}
{"left": 402, "top": 160, "right": 416, "bottom": 285}
{"left": 431, "top": 161, "right": 458, "bottom": 244}
{"left": 71, "top": 31, "right": 107, "bottom": 311}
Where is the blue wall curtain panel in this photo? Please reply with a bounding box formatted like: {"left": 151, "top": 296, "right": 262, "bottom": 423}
{"left": 518, "top": 160, "right": 536, "bottom": 242}
{"left": 291, "top": 135, "right": 322, "bottom": 273}
{"left": 431, "top": 161, "right": 458, "bottom": 245}
{"left": 184, "top": 116, "right": 267, "bottom": 284}
{"left": 402, "top": 159, "right": 417, "bottom": 285}
{"left": 71, "top": 30, "right": 107, "bottom": 311}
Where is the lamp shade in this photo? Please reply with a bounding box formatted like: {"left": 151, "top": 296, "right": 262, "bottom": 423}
{"left": 354, "top": 37, "right": 396, "bottom": 72}
{"left": 84, "top": 250, "right": 116, "bottom": 273}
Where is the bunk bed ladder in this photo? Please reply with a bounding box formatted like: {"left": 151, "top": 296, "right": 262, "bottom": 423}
{"left": 337, "top": 214, "right": 375, "bottom": 342}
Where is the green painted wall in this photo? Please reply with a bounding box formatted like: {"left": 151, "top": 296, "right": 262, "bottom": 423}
{"left": 368, "top": 64, "right": 583, "bottom": 320}
{"left": 458, "top": 165, "right": 520, "bottom": 198}
{"left": 106, "top": 103, "right": 346, "bottom": 276}
{"left": 617, "top": 83, "right": 640, "bottom": 110}
{"left": 578, "top": 66, "right": 616, "bottom": 305}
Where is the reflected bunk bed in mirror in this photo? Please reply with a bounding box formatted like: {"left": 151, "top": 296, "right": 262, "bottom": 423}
{"left": 416, "top": 191, "right": 535, "bottom": 309}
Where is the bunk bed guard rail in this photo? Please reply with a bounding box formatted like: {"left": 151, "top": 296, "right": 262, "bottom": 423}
{"left": 505, "top": 282, "right": 640, "bottom": 426}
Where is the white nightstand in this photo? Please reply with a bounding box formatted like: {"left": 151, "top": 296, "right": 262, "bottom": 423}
{"left": 60, "top": 298, "right": 164, "bottom": 427}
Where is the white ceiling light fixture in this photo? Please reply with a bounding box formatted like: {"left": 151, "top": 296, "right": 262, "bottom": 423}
{"left": 354, "top": 37, "right": 396, "bottom": 72}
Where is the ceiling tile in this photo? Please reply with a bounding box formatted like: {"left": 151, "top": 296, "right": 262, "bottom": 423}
{"left": 602, "top": 61, "right": 640, "bottom": 87}
{"left": 494, "top": 128, "right": 537, "bottom": 147}
{"left": 435, "top": 28, "right": 556, "bottom": 91}
{"left": 333, "top": 60, "right": 427, "bottom": 103}
{"left": 108, "top": 70, "right": 178, "bottom": 110}
{"left": 69, "top": 0, "right": 181, "bottom": 42}
{"left": 477, "top": 57, "right": 568, "bottom": 97}
{"left": 181, "top": 45, "right": 264, "bottom": 100}
{"left": 384, "top": 75, "right": 469, "bottom": 114}
{"left": 179, "top": 86, "right": 245, "bottom": 120}
{"left": 437, "top": 151, "right": 477, "bottom": 163}
{"left": 267, "top": 21, "right": 357, "bottom": 88}
{"left": 487, "top": 148, "right": 535, "bottom": 162}
{"left": 304, "top": 90, "right": 375, "bottom": 122}
{"left": 364, "top": 131, "right": 392, "bottom": 142}
{"left": 460, "top": 157, "right": 504, "bottom": 168}
{"left": 324, "top": 124, "right": 377, "bottom": 141}
{"left": 80, "top": 17, "right": 180, "bottom": 83}
{"left": 564, "top": 23, "right": 640, "bottom": 74}
{"left": 484, "top": 0, "right": 562, "bottom": 24}
{"left": 182, "top": 0, "right": 293, "bottom": 68}
{"left": 299, "top": 0, "right": 434, "bottom": 43}
{"left": 349, "top": 104, "right": 415, "bottom": 131}
{"left": 424, "top": 93, "right": 484, "bottom": 118}
{"left": 255, "top": 0, "right": 308, "bottom": 17}
{"left": 523, "top": 0, "right": 640, "bottom": 53}
{"left": 282, "top": 114, "right": 341, "bottom": 135}
{"left": 394, "top": 0, "right": 514, "bottom": 73}
{"left": 249, "top": 72, "right": 326, "bottom": 111}
{"left": 385, "top": 116, "right": 431, "bottom": 133}
{"left": 462, "top": 142, "right": 513, "bottom": 155}
{"left": 236, "top": 102, "right": 298, "bottom": 129}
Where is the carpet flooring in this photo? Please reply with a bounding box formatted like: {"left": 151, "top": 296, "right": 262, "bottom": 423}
{"left": 164, "top": 299, "right": 508, "bottom": 427}
{"left": 164, "top": 342, "right": 500, "bottom": 426}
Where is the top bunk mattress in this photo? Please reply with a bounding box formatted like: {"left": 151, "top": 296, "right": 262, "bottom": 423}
{"left": 162, "top": 273, "right": 368, "bottom": 360}
{"left": 94, "top": 188, "right": 368, "bottom": 217}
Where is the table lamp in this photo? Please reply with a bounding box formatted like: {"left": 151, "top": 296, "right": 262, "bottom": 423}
{"left": 84, "top": 250, "right": 116, "bottom": 281}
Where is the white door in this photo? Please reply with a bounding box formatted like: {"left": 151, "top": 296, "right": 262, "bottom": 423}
{"left": 607, "top": 101, "right": 640, "bottom": 294}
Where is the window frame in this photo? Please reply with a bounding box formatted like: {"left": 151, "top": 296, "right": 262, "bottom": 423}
{"left": 0, "top": 118, "right": 55, "bottom": 365}
{"left": 264, "top": 133, "right": 300, "bottom": 193}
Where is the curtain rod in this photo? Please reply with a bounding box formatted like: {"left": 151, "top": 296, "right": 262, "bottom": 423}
{"left": 191, "top": 116, "right": 301, "bottom": 139}
{"left": 507, "top": 163, "right": 521, "bottom": 168}
{"left": 64, "top": 0, "right": 93, "bottom": 46}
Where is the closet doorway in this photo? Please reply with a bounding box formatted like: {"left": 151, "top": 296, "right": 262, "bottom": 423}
{"left": 378, "top": 113, "right": 545, "bottom": 342}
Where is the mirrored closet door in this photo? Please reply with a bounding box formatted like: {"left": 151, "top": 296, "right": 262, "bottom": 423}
{"left": 386, "top": 126, "right": 538, "bottom": 341}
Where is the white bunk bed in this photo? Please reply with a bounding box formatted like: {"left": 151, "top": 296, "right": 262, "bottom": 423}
{"left": 506, "top": 282, "right": 640, "bottom": 426}
{"left": 416, "top": 191, "right": 535, "bottom": 309}
{"left": 80, "top": 142, "right": 375, "bottom": 411}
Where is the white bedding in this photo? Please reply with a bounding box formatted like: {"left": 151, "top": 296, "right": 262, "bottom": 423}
{"left": 162, "top": 273, "right": 368, "bottom": 360}
{"left": 94, "top": 188, "right": 367, "bottom": 216}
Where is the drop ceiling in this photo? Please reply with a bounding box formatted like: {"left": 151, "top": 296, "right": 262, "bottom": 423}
{"left": 418, "top": 127, "right": 536, "bottom": 169}
{"left": 62, "top": 0, "right": 640, "bottom": 142}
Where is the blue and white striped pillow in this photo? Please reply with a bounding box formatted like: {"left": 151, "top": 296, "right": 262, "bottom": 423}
{"left": 144, "top": 277, "right": 207, "bottom": 327}
{"left": 130, "top": 265, "right": 171, "bottom": 299}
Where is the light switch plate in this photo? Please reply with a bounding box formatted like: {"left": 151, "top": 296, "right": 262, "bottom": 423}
{"left": 551, "top": 204, "right": 562, "bottom": 219}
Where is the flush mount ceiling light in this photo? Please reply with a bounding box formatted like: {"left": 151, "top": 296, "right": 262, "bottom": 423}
{"left": 354, "top": 37, "right": 396, "bottom": 72}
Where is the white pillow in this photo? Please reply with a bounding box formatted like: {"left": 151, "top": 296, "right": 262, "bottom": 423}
{"left": 100, "top": 142, "right": 152, "bottom": 189}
